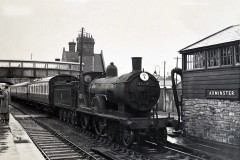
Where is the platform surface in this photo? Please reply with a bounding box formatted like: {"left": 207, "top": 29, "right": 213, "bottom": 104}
{"left": 0, "top": 114, "right": 45, "bottom": 160}
{"left": 167, "top": 127, "right": 240, "bottom": 160}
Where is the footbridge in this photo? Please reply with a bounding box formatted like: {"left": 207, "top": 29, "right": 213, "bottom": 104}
{"left": 0, "top": 60, "right": 81, "bottom": 84}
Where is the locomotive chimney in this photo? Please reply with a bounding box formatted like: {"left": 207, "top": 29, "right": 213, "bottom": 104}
{"left": 132, "top": 57, "right": 142, "bottom": 72}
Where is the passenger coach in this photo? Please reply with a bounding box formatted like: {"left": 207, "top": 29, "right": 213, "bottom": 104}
{"left": 10, "top": 74, "right": 79, "bottom": 115}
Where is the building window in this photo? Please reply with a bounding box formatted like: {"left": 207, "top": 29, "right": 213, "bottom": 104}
{"left": 235, "top": 44, "right": 240, "bottom": 64}
{"left": 186, "top": 51, "right": 205, "bottom": 70}
{"left": 186, "top": 54, "right": 194, "bottom": 70}
{"left": 207, "top": 49, "right": 220, "bottom": 67}
{"left": 221, "top": 46, "right": 233, "bottom": 66}
{"left": 194, "top": 51, "right": 205, "bottom": 69}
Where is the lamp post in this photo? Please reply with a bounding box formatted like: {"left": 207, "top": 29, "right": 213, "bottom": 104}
{"left": 153, "top": 65, "right": 161, "bottom": 112}
{"left": 174, "top": 57, "right": 181, "bottom": 85}
{"left": 153, "top": 65, "right": 160, "bottom": 81}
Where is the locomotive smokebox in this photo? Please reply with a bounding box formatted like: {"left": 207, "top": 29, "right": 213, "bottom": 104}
{"left": 132, "top": 57, "right": 142, "bottom": 72}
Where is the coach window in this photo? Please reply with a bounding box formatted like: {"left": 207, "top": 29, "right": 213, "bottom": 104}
{"left": 221, "top": 46, "right": 233, "bottom": 66}
{"left": 44, "top": 85, "right": 46, "bottom": 94}
{"left": 46, "top": 85, "right": 48, "bottom": 94}
{"left": 41, "top": 85, "right": 43, "bottom": 94}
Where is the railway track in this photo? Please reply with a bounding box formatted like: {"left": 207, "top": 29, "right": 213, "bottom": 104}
{"left": 19, "top": 118, "right": 103, "bottom": 160}
{"left": 10, "top": 107, "right": 105, "bottom": 160}
{"left": 10, "top": 103, "right": 151, "bottom": 160}
{"left": 10, "top": 102, "right": 220, "bottom": 160}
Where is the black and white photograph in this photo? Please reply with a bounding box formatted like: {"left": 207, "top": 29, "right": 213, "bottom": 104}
{"left": 0, "top": 0, "right": 239, "bottom": 159}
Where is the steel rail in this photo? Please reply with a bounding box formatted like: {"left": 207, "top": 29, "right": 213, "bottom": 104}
{"left": 11, "top": 104, "right": 101, "bottom": 160}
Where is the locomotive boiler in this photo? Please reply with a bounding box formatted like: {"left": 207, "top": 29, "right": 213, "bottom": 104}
{"left": 89, "top": 57, "right": 160, "bottom": 113}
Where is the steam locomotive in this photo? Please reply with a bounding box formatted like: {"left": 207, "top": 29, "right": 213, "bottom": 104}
{"left": 10, "top": 57, "right": 174, "bottom": 147}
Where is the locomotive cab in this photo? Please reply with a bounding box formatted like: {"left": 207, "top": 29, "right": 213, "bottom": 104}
{"left": 78, "top": 72, "right": 106, "bottom": 108}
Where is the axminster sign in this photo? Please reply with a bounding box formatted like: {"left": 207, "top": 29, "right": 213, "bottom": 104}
{"left": 206, "top": 89, "right": 239, "bottom": 99}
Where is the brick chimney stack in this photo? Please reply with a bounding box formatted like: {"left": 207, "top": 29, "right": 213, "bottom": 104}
{"left": 68, "top": 40, "right": 76, "bottom": 52}
{"left": 76, "top": 33, "right": 95, "bottom": 56}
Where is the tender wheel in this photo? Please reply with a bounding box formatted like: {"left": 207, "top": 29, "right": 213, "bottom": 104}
{"left": 122, "top": 128, "right": 135, "bottom": 148}
{"left": 106, "top": 122, "right": 117, "bottom": 141}
{"left": 93, "top": 117, "right": 106, "bottom": 135}
{"left": 63, "top": 110, "right": 67, "bottom": 122}
{"left": 70, "top": 113, "right": 75, "bottom": 125}
{"left": 67, "top": 111, "right": 72, "bottom": 124}
{"left": 80, "top": 114, "right": 89, "bottom": 130}
{"left": 59, "top": 110, "right": 63, "bottom": 120}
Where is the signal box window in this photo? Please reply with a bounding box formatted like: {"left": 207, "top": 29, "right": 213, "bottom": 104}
{"left": 194, "top": 51, "right": 205, "bottom": 69}
{"left": 235, "top": 45, "right": 240, "bottom": 64}
{"left": 185, "top": 44, "right": 240, "bottom": 71}
{"left": 186, "top": 51, "right": 205, "bottom": 70}
{"left": 207, "top": 49, "right": 220, "bottom": 67}
{"left": 221, "top": 46, "right": 233, "bottom": 66}
{"left": 187, "top": 54, "right": 194, "bottom": 70}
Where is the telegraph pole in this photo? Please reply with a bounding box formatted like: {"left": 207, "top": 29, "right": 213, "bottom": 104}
{"left": 79, "top": 27, "right": 84, "bottom": 74}
{"left": 163, "top": 61, "right": 166, "bottom": 112}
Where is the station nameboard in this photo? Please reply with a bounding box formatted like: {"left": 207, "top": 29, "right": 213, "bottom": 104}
{"left": 206, "top": 89, "right": 239, "bottom": 99}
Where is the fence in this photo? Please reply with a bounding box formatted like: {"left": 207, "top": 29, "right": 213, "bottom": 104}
{"left": 157, "top": 88, "right": 182, "bottom": 113}
{"left": 0, "top": 60, "right": 80, "bottom": 71}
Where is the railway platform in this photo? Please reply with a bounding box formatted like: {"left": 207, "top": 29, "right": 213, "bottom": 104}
{"left": 0, "top": 113, "right": 45, "bottom": 160}
{"left": 157, "top": 111, "right": 239, "bottom": 160}
{"left": 167, "top": 127, "right": 240, "bottom": 160}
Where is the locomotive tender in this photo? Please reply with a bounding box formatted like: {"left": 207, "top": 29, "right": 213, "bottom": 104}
{"left": 11, "top": 57, "right": 174, "bottom": 147}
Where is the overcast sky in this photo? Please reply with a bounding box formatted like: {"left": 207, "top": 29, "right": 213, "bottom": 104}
{"left": 1, "top": 0, "right": 240, "bottom": 75}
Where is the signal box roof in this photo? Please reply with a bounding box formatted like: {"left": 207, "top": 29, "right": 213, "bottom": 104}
{"left": 180, "top": 25, "right": 240, "bottom": 52}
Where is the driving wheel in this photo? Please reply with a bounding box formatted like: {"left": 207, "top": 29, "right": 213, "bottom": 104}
{"left": 122, "top": 128, "right": 135, "bottom": 148}
{"left": 93, "top": 117, "right": 106, "bottom": 135}
{"left": 80, "top": 114, "right": 89, "bottom": 130}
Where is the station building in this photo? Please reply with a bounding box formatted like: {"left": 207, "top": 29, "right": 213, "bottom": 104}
{"left": 62, "top": 34, "right": 105, "bottom": 72}
{"left": 179, "top": 25, "right": 240, "bottom": 145}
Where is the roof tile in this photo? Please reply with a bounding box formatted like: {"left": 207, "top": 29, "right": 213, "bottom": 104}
{"left": 180, "top": 25, "right": 240, "bottom": 51}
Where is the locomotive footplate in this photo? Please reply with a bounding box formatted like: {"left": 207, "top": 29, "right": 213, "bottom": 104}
{"left": 122, "top": 117, "right": 174, "bottom": 130}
